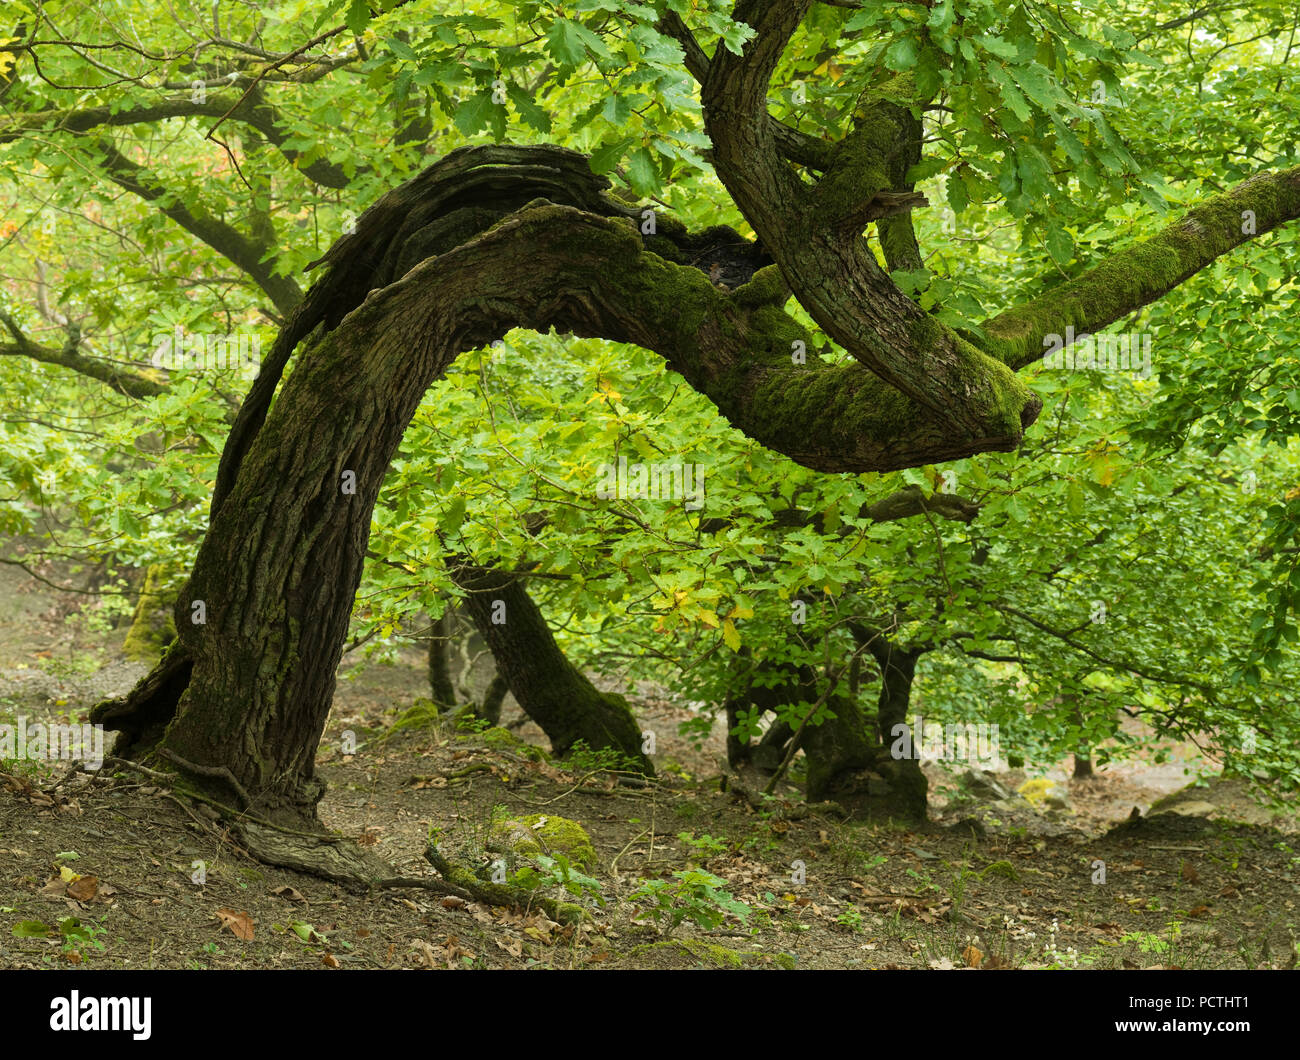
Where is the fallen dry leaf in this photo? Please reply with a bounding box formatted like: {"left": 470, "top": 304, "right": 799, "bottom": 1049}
{"left": 272, "top": 885, "right": 305, "bottom": 902}
{"left": 66, "top": 876, "right": 98, "bottom": 902}
{"left": 215, "top": 908, "right": 254, "bottom": 941}
{"left": 962, "top": 944, "right": 984, "bottom": 968}
{"left": 320, "top": 952, "right": 340, "bottom": 968}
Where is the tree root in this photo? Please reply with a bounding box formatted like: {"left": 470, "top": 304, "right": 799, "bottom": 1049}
{"left": 157, "top": 748, "right": 251, "bottom": 808}
{"left": 102, "top": 758, "right": 584, "bottom": 924}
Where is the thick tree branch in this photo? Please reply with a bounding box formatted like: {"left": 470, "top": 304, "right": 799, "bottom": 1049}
{"left": 211, "top": 146, "right": 1038, "bottom": 526}
{"left": 700, "top": 2, "right": 1038, "bottom": 450}
{"left": 982, "top": 165, "right": 1300, "bottom": 369}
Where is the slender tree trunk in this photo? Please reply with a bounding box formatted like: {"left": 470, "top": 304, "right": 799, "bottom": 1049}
{"left": 480, "top": 672, "right": 508, "bottom": 728}
{"left": 427, "top": 608, "right": 457, "bottom": 711}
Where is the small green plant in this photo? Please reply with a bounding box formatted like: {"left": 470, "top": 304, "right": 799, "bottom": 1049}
{"left": 59, "top": 917, "right": 106, "bottom": 958}
{"left": 565, "top": 740, "right": 639, "bottom": 774}
{"left": 677, "top": 832, "right": 727, "bottom": 862}
{"left": 628, "top": 870, "right": 751, "bottom": 936}
{"left": 741, "top": 832, "right": 779, "bottom": 856}
{"left": 837, "top": 904, "right": 864, "bottom": 932}
{"left": 905, "top": 868, "right": 938, "bottom": 894}
{"left": 13, "top": 916, "right": 107, "bottom": 959}
{"left": 947, "top": 862, "right": 977, "bottom": 919}
{"left": 454, "top": 712, "right": 493, "bottom": 735}
{"left": 1120, "top": 930, "right": 1171, "bottom": 954}
{"left": 513, "top": 853, "right": 605, "bottom": 905}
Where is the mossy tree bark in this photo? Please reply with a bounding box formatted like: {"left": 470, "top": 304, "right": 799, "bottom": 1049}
{"left": 120, "top": 564, "right": 177, "bottom": 663}
{"left": 426, "top": 608, "right": 458, "bottom": 712}
{"left": 725, "top": 639, "right": 927, "bottom": 822}
{"left": 448, "top": 563, "right": 651, "bottom": 773}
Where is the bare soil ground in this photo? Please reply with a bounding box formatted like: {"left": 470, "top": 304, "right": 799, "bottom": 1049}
{"left": 1, "top": 557, "right": 1297, "bottom": 970}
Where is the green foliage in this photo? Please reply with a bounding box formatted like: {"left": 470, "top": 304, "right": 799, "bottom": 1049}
{"left": 12, "top": 916, "right": 108, "bottom": 958}
{"left": 676, "top": 831, "right": 728, "bottom": 862}
{"left": 512, "top": 853, "right": 605, "bottom": 905}
{"left": 564, "top": 739, "right": 643, "bottom": 775}
{"left": 628, "top": 869, "right": 751, "bottom": 936}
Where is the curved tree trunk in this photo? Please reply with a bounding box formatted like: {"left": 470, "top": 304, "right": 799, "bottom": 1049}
{"left": 87, "top": 143, "right": 1022, "bottom": 876}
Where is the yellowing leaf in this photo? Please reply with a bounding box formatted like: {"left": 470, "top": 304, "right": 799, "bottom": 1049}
{"left": 59, "top": 865, "right": 81, "bottom": 883}
{"left": 723, "top": 619, "right": 741, "bottom": 651}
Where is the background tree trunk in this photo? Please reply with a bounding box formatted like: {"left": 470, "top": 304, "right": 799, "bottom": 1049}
{"left": 449, "top": 564, "right": 652, "bottom": 773}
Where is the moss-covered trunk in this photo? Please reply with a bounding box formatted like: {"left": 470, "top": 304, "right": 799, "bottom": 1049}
{"left": 449, "top": 564, "right": 652, "bottom": 773}
{"left": 727, "top": 645, "right": 927, "bottom": 821}
{"left": 121, "top": 564, "right": 177, "bottom": 662}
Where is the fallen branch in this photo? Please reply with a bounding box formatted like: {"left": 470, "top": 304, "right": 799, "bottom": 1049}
{"left": 422, "top": 841, "right": 584, "bottom": 925}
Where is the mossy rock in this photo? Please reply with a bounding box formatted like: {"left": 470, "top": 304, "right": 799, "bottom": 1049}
{"left": 121, "top": 565, "right": 177, "bottom": 662}
{"left": 981, "top": 859, "right": 1020, "bottom": 882}
{"left": 488, "top": 814, "right": 597, "bottom": 871}
{"left": 482, "top": 726, "right": 518, "bottom": 749}
{"left": 1017, "top": 777, "right": 1070, "bottom": 810}
{"left": 607, "top": 939, "right": 793, "bottom": 969}
{"left": 390, "top": 698, "right": 443, "bottom": 733}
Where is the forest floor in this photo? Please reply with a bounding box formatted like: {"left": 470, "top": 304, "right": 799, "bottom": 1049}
{"left": 0, "top": 553, "right": 1297, "bottom": 970}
